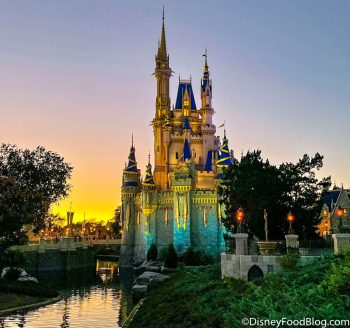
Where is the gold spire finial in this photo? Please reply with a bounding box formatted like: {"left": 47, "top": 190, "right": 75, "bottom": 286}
{"left": 148, "top": 151, "right": 151, "bottom": 165}
{"left": 157, "top": 7, "right": 167, "bottom": 61}
{"left": 203, "top": 48, "right": 209, "bottom": 73}
{"left": 131, "top": 133, "right": 134, "bottom": 148}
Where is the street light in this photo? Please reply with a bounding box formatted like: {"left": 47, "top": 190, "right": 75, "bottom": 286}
{"left": 236, "top": 207, "right": 244, "bottom": 233}
{"left": 336, "top": 206, "right": 345, "bottom": 232}
{"left": 287, "top": 212, "right": 295, "bottom": 234}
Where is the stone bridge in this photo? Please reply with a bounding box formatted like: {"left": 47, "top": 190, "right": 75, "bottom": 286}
{"left": 10, "top": 237, "right": 121, "bottom": 273}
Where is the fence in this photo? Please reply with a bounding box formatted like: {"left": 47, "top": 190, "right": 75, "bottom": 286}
{"left": 225, "top": 236, "right": 334, "bottom": 256}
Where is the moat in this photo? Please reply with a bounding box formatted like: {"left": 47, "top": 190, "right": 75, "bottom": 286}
{"left": 0, "top": 260, "right": 133, "bottom": 328}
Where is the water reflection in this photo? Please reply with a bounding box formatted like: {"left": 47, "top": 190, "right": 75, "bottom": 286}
{"left": 96, "top": 260, "right": 118, "bottom": 284}
{"left": 0, "top": 260, "right": 134, "bottom": 328}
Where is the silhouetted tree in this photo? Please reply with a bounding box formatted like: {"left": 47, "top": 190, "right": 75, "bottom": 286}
{"left": 0, "top": 144, "right": 73, "bottom": 249}
{"left": 219, "top": 150, "right": 331, "bottom": 240}
{"left": 111, "top": 206, "right": 122, "bottom": 236}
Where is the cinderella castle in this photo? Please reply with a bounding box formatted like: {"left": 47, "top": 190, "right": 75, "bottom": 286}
{"left": 120, "top": 12, "right": 234, "bottom": 266}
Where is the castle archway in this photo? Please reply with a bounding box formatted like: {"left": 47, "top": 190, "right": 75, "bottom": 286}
{"left": 248, "top": 265, "right": 264, "bottom": 281}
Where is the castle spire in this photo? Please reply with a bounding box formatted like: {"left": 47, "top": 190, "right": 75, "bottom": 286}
{"left": 217, "top": 134, "right": 233, "bottom": 167}
{"left": 124, "top": 138, "right": 138, "bottom": 173}
{"left": 142, "top": 153, "right": 155, "bottom": 188}
{"left": 203, "top": 48, "right": 208, "bottom": 73}
{"left": 157, "top": 7, "right": 168, "bottom": 62}
{"left": 201, "top": 49, "right": 212, "bottom": 109}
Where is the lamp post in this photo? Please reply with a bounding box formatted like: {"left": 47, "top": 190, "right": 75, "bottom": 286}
{"left": 287, "top": 212, "right": 295, "bottom": 234}
{"left": 336, "top": 206, "right": 345, "bottom": 232}
{"left": 236, "top": 207, "right": 244, "bottom": 233}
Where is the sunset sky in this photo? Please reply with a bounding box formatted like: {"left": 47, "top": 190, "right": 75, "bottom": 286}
{"left": 1, "top": 1, "right": 349, "bottom": 222}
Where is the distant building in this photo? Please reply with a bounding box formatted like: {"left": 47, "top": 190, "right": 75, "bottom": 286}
{"left": 119, "top": 12, "right": 233, "bottom": 266}
{"left": 317, "top": 185, "right": 350, "bottom": 236}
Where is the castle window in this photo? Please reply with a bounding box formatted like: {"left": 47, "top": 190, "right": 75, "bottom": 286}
{"left": 183, "top": 99, "right": 189, "bottom": 107}
{"left": 176, "top": 152, "right": 179, "bottom": 159}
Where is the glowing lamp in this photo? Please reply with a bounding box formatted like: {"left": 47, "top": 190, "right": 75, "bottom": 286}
{"left": 236, "top": 208, "right": 244, "bottom": 223}
{"left": 336, "top": 207, "right": 345, "bottom": 217}
{"left": 287, "top": 212, "right": 295, "bottom": 223}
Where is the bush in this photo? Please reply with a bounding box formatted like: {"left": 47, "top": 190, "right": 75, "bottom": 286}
{"left": 0, "top": 249, "right": 27, "bottom": 269}
{"left": 322, "top": 256, "right": 350, "bottom": 295}
{"left": 157, "top": 248, "right": 167, "bottom": 261}
{"left": 181, "top": 247, "right": 214, "bottom": 266}
{"left": 147, "top": 243, "right": 158, "bottom": 261}
{"left": 182, "top": 247, "right": 201, "bottom": 266}
{"left": 3, "top": 267, "right": 22, "bottom": 281}
{"left": 164, "top": 244, "right": 178, "bottom": 268}
{"left": 278, "top": 252, "right": 300, "bottom": 270}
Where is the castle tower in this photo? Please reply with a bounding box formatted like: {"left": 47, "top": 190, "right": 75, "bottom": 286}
{"left": 153, "top": 9, "right": 172, "bottom": 189}
{"left": 217, "top": 130, "right": 234, "bottom": 167}
{"left": 200, "top": 52, "right": 217, "bottom": 175}
{"left": 201, "top": 50, "right": 213, "bottom": 125}
{"left": 119, "top": 136, "right": 141, "bottom": 266}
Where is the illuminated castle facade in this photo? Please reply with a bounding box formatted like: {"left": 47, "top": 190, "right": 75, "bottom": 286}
{"left": 120, "top": 13, "right": 233, "bottom": 265}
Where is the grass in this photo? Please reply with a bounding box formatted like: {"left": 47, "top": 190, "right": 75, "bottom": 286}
{"left": 129, "top": 255, "right": 350, "bottom": 328}
{"left": 0, "top": 280, "right": 59, "bottom": 312}
{"left": 0, "top": 293, "right": 46, "bottom": 311}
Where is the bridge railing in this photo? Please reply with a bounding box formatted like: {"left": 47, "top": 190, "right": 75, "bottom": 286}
{"left": 11, "top": 236, "right": 122, "bottom": 253}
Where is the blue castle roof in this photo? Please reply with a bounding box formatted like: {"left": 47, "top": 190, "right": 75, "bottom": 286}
{"left": 175, "top": 81, "right": 197, "bottom": 109}
{"left": 143, "top": 162, "right": 155, "bottom": 188}
{"left": 204, "top": 150, "right": 213, "bottom": 172}
{"left": 124, "top": 146, "right": 138, "bottom": 173}
{"left": 184, "top": 117, "right": 191, "bottom": 130}
{"left": 183, "top": 139, "right": 192, "bottom": 161}
{"left": 217, "top": 136, "right": 233, "bottom": 167}
{"left": 320, "top": 190, "right": 341, "bottom": 210}
{"left": 123, "top": 181, "right": 139, "bottom": 187}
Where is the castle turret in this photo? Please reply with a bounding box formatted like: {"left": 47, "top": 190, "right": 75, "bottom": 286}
{"left": 215, "top": 130, "right": 234, "bottom": 181}
{"left": 201, "top": 50, "right": 213, "bottom": 126}
{"left": 120, "top": 136, "right": 141, "bottom": 266}
{"left": 142, "top": 154, "right": 156, "bottom": 188}
{"left": 217, "top": 130, "right": 233, "bottom": 168}
{"left": 153, "top": 9, "right": 172, "bottom": 189}
{"left": 155, "top": 8, "right": 171, "bottom": 119}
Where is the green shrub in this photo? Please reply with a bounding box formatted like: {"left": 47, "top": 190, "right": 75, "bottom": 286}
{"left": 157, "top": 247, "right": 167, "bottom": 261}
{"left": 147, "top": 243, "right": 158, "bottom": 261}
{"left": 278, "top": 252, "right": 300, "bottom": 271}
{"left": 0, "top": 249, "right": 27, "bottom": 269}
{"left": 200, "top": 253, "right": 214, "bottom": 265}
{"left": 182, "top": 247, "right": 201, "bottom": 266}
{"left": 3, "top": 267, "right": 22, "bottom": 281}
{"left": 181, "top": 247, "right": 214, "bottom": 266}
{"left": 164, "top": 244, "right": 178, "bottom": 268}
{"left": 322, "top": 256, "right": 350, "bottom": 295}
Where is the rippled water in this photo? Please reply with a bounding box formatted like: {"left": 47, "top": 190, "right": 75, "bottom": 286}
{"left": 0, "top": 260, "right": 133, "bottom": 328}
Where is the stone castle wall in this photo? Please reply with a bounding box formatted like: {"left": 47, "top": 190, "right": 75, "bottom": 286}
{"left": 120, "top": 189, "right": 226, "bottom": 265}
